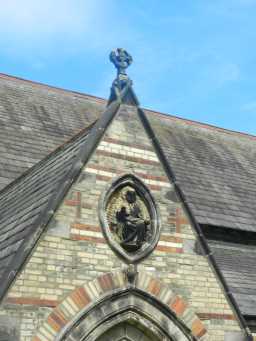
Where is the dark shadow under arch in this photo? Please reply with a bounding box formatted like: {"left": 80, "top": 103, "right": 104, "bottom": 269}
{"left": 93, "top": 313, "right": 165, "bottom": 341}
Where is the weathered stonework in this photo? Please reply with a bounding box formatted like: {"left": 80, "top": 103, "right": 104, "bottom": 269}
{"left": 33, "top": 271, "right": 207, "bottom": 341}
{"left": 99, "top": 173, "right": 161, "bottom": 264}
{"left": 0, "top": 104, "right": 243, "bottom": 340}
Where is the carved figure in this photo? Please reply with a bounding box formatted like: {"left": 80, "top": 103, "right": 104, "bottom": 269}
{"left": 115, "top": 189, "right": 150, "bottom": 249}
{"left": 101, "top": 174, "right": 160, "bottom": 263}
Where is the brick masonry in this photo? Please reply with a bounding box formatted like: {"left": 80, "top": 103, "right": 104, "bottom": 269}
{"left": 0, "top": 104, "right": 244, "bottom": 340}
{"left": 33, "top": 271, "right": 207, "bottom": 341}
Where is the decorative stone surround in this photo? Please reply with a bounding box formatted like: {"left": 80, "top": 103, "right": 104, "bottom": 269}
{"left": 98, "top": 173, "right": 161, "bottom": 264}
{"left": 33, "top": 271, "right": 208, "bottom": 341}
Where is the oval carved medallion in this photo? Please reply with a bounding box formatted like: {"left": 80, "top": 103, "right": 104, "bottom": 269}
{"left": 99, "top": 174, "right": 160, "bottom": 263}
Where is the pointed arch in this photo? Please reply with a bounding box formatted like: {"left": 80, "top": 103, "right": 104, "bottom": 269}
{"left": 33, "top": 271, "right": 208, "bottom": 341}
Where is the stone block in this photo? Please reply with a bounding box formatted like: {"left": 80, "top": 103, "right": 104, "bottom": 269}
{"left": 0, "top": 316, "right": 20, "bottom": 340}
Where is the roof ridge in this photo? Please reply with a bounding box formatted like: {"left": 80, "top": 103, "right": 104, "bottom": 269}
{"left": 146, "top": 108, "right": 256, "bottom": 141}
{"left": 0, "top": 72, "right": 106, "bottom": 104}
{"left": 1, "top": 72, "right": 256, "bottom": 141}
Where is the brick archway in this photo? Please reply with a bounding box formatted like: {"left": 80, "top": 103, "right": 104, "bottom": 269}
{"left": 33, "top": 271, "right": 208, "bottom": 341}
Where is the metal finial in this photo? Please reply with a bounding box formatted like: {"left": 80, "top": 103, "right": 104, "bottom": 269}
{"left": 110, "top": 48, "right": 133, "bottom": 78}
{"left": 108, "top": 48, "right": 138, "bottom": 105}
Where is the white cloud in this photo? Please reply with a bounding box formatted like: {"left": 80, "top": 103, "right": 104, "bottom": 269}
{"left": 0, "top": 0, "right": 112, "bottom": 51}
{"left": 0, "top": 0, "right": 141, "bottom": 61}
{"left": 0, "top": 0, "right": 93, "bottom": 35}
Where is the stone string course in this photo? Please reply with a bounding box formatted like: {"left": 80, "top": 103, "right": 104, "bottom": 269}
{"left": 0, "top": 105, "right": 242, "bottom": 340}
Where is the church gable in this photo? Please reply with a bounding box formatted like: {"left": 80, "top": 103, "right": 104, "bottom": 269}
{"left": 0, "top": 98, "right": 242, "bottom": 340}
{"left": 0, "top": 49, "right": 253, "bottom": 340}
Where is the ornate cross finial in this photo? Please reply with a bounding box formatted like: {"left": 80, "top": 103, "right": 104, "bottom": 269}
{"left": 110, "top": 48, "right": 133, "bottom": 77}
{"left": 108, "top": 48, "right": 139, "bottom": 105}
{"left": 110, "top": 48, "right": 133, "bottom": 92}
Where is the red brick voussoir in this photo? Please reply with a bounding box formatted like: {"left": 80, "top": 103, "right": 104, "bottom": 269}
{"left": 33, "top": 272, "right": 208, "bottom": 341}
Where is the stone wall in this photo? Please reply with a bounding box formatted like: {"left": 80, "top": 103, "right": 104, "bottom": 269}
{"left": 0, "top": 104, "right": 243, "bottom": 340}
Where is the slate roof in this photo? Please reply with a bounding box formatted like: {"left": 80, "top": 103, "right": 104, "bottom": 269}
{"left": 0, "top": 77, "right": 123, "bottom": 303}
{"left": 1, "top": 73, "right": 256, "bottom": 234}
{"left": 0, "top": 73, "right": 256, "bottom": 323}
{"left": 0, "top": 73, "right": 104, "bottom": 190}
{"left": 0, "top": 123, "right": 95, "bottom": 300}
{"left": 148, "top": 115, "right": 256, "bottom": 233}
{"left": 209, "top": 240, "right": 256, "bottom": 316}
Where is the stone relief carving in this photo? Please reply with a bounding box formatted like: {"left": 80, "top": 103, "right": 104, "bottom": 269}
{"left": 107, "top": 186, "right": 151, "bottom": 252}
{"left": 99, "top": 174, "right": 160, "bottom": 264}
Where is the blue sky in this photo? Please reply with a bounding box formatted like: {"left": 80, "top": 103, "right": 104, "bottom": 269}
{"left": 1, "top": 0, "right": 256, "bottom": 134}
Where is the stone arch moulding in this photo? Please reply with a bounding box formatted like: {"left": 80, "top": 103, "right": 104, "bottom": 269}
{"left": 98, "top": 173, "right": 161, "bottom": 264}
{"left": 33, "top": 271, "right": 208, "bottom": 341}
